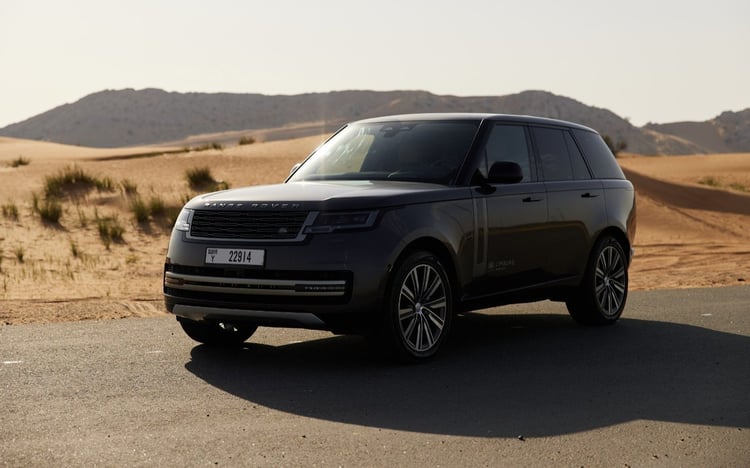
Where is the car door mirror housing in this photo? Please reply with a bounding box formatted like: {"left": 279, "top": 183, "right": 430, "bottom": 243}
{"left": 487, "top": 161, "right": 523, "bottom": 184}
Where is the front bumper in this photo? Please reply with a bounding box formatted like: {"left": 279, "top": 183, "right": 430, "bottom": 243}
{"left": 163, "top": 229, "right": 400, "bottom": 326}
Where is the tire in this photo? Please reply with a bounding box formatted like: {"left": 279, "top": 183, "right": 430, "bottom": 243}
{"left": 566, "top": 236, "right": 628, "bottom": 325}
{"left": 383, "top": 250, "right": 453, "bottom": 362}
{"left": 177, "top": 317, "right": 257, "bottom": 347}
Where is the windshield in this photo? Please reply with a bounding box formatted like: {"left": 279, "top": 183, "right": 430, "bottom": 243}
{"left": 288, "top": 120, "right": 479, "bottom": 184}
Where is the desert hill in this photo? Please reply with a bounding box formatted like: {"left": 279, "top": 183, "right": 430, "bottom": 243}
{"left": 0, "top": 88, "right": 723, "bottom": 155}
{"left": 644, "top": 109, "right": 750, "bottom": 153}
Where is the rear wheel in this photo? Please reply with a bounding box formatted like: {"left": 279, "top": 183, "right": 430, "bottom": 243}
{"left": 383, "top": 251, "right": 453, "bottom": 362}
{"left": 567, "top": 236, "right": 628, "bottom": 325}
{"left": 177, "top": 317, "right": 257, "bottom": 347}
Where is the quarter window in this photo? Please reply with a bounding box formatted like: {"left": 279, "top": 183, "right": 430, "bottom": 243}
{"left": 564, "top": 131, "right": 592, "bottom": 180}
{"left": 573, "top": 129, "right": 626, "bottom": 179}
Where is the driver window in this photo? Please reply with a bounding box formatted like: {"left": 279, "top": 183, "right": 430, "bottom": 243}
{"left": 483, "top": 124, "right": 532, "bottom": 182}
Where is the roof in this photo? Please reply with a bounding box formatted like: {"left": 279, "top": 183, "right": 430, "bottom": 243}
{"left": 355, "top": 113, "right": 597, "bottom": 133}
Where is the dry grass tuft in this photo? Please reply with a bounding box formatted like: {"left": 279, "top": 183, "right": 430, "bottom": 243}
{"left": 95, "top": 212, "right": 125, "bottom": 249}
{"left": 185, "top": 166, "right": 229, "bottom": 192}
{"left": 32, "top": 193, "right": 63, "bottom": 224}
{"left": 8, "top": 156, "right": 30, "bottom": 168}
{"left": 2, "top": 202, "right": 19, "bottom": 220}
{"left": 120, "top": 179, "right": 139, "bottom": 197}
{"left": 44, "top": 165, "right": 115, "bottom": 200}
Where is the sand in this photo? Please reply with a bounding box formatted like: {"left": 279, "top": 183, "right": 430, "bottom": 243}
{"left": 1, "top": 140, "right": 748, "bottom": 325}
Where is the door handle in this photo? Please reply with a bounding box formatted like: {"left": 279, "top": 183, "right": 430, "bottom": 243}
{"left": 522, "top": 196, "right": 543, "bottom": 203}
{"left": 581, "top": 192, "right": 599, "bottom": 198}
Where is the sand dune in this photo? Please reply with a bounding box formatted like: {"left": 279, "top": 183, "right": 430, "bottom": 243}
{"left": 0, "top": 136, "right": 181, "bottom": 162}
{"left": 618, "top": 154, "right": 750, "bottom": 290}
{"left": 0, "top": 139, "right": 748, "bottom": 324}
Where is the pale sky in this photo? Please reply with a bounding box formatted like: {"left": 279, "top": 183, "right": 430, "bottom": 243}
{"left": 1, "top": 0, "right": 748, "bottom": 128}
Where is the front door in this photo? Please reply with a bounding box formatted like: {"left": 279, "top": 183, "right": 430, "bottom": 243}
{"left": 469, "top": 124, "right": 550, "bottom": 297}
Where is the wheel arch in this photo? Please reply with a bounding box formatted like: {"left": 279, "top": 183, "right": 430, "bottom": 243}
{"left": 391, "top": 236, "right": 460, "bottom": 308}
{"left": 595, "top": 227, "right": 632, "bottom": 265}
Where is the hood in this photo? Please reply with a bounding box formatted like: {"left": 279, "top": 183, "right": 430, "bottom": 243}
{"left": 185, "top": 180, "right": 470, "bottom": 211}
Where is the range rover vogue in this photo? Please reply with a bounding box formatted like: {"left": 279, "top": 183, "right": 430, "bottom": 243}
{"left": 164, "top": 113, "right": 636, "bottom": 361}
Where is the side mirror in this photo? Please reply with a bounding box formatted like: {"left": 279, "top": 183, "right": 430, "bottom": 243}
{"left": 487, "top": 161, "right": 523, "bottom": 184}
{"left": 289, "top": 162, "right": 302, "bottom": 177}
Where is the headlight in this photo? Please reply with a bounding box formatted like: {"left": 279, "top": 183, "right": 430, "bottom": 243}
{"left": 173, "top": 208, "right": 193, "bottom": 232}
{"left": 304, "top": 210, "right": 378, "bottom": 234}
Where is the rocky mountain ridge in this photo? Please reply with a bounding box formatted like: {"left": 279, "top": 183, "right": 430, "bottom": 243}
{"left": 1, "top": 88, "right": 747, "bottom": 155}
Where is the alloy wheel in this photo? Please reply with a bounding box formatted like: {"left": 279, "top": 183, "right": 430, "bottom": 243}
{"left": 594, "top": 245, "right": 627, "bottom": 318}
{"left": 397, "top": 263, "right": 448, "bottom": 353}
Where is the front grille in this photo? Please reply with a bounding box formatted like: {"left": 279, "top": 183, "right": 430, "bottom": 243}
{"left": 190, "top": 210, "right": 308, "bottom": 240}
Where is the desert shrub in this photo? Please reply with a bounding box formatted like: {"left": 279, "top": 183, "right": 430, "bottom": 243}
{"left": 110, "top": 223, "right": 124, "bottom": 242}
{"left": 602, "top": 135, "right": 628, "bottom": 157}
{"left": 130, "top": 197, "right": 150, "bottom": 223}
{"left": 9, "top": 156, "right": 30, "bottom": 168}
{"left": 2, "top": 202, "right": 19, "bottom": 220}
{"left": 44, "top": 165, "right": 115, "bottom": 199}
{"left": 148, "top": 196, "right": 167, "bottom": 217}
{"left": 729, "top": 183, "right": 748, "bottom": 192}
{"left": 39, "top": 201, "right": 63, "bottom": 223}
{"left": 130, "top": 194, "right": 173, "bottom": 226}
{"left": 70, "top": 241, "right": 81, "bottom": 258}
{"left": 238, "top": 136, "right": 256, "bottom": 146}
{"left": 32, "top": 193, "right": 63, "bottom": 224}
{"left": 120, "top": 179, "right": 139, "bottom": 196}
{"left": 94, "top": 176, "right": 115, "bottom": 193}
{"left": 95, "top": 214, "right": 125, "bottom": 249}
{"left": 75, "top": 206, "right": 88, "bottom": 227}
{"left": 185, "top": 166, "right": 229, "bottom": 191}
{"left": 191, "top": 142, "right": 223, "bottom": 152}
{"left": 186, "top": 166, "right": 213, "bottom": 189}
{"left": 698, "top": 177, "right": 720, "bottom": 188}
{"left": 14, "top": 246, "right": 25, "bottom": 263}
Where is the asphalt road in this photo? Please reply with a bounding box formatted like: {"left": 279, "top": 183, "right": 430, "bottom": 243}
{"left": 2, "top": 286, "right": 749, "bottom": 467}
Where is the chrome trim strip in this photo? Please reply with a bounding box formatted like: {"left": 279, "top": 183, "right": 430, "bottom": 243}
{"left": 165, "top": 271, "right": 346, "bottom": 297}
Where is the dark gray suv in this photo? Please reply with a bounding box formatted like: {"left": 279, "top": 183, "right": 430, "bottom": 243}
{"left": 164, "top": 113, "right": 636, "bottom": 361}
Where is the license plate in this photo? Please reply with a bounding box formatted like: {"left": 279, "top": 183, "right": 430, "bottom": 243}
{"left": 205, "top": 248, "right": 265, "bottom": 266}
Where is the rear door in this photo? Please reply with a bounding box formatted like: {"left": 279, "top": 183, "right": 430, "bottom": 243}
{"left": 531, "top": 126, "right": 607, "bottom": 281}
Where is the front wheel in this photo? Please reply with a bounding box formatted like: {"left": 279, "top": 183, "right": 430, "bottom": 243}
{"left": 177, "top": 317, "right": 257, "bottom": 347}
{"left": 566, "top": 236, "right": 629, "bottom": 325}
{"left": 383, "top": 251, "right": 453, "bottom": 362}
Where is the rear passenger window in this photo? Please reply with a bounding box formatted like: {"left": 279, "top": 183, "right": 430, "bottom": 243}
{"left": 573, "top": 129, "right": 626, "bottom": 179}
{"left": 533, "top": 127, "right": 591, "bottom": 181}
{"left": 482, "top": 124, "right": 532, "bottom": 182}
